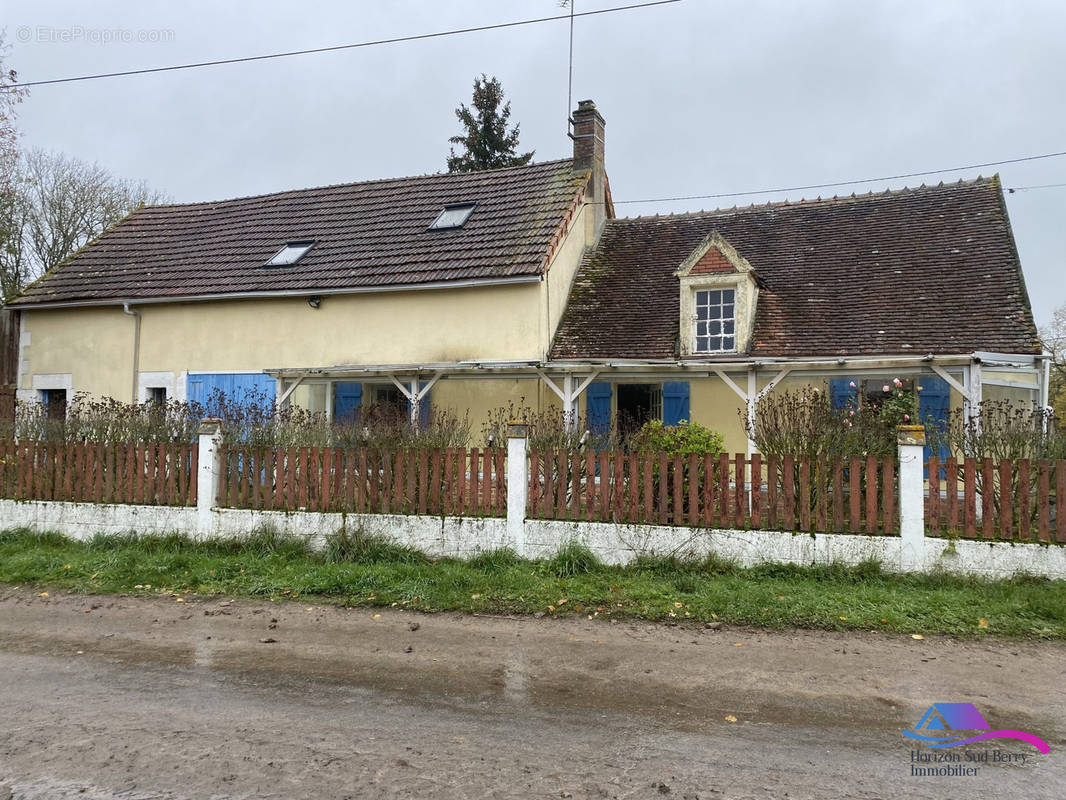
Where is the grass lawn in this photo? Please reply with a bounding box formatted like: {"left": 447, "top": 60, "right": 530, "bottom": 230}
{"left": 1, "top": 526, "right": 1064, "bottom": 638}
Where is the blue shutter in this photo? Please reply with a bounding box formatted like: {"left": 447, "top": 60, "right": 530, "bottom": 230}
{"left": 829, "top": 378, "right": 858, "bottom": 411}
{"left": 186, "top": 373, "right": 276, "bottom": 415}
{"left": 662, "top": 381, "right": 690, "bottom": 426}
{"left": 334, "top": 382, "right": 363, "bottom": 423}
{"left": 919, "top": 376, "right": 951, "bottom": 468}
{"left": 586, "top": 381, "right": 612, "bottom": 435}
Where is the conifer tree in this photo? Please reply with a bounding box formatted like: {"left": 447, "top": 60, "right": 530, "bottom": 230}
{"left": 447, "top": 75, "right": 534, "bottom": 173}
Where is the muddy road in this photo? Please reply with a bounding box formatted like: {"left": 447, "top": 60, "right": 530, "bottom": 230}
{"left": 0, "top": 588, "right": 1062, "bottom": 799}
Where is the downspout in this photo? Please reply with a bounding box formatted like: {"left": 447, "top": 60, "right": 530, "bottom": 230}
{"left": 122, "top": 302, "right": 140, "bottom": 403}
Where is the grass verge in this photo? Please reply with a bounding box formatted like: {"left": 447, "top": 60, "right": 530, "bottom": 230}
{"left": 1, "top": 527, "right": 1064, "bottom": 638}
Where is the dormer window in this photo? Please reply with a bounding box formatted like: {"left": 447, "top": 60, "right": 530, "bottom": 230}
{"left": 694, "top": 288, "right": 736, "bottom": 352}
{"left": 428, "top": 203, "right": 476, "bottom": 230}
{"left": 265, "top": 240, "right": 314, "bottom": 267}
{"left": 675, "top": 230, "right": 757, "bottom": 357}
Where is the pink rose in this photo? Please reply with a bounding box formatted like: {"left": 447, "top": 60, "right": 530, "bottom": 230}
{"left": 893, "top": 377, "right": 902, "bottom": 387}
{"left": 882, "top": 385, "right": 890, "bottom": 392}
{"left": 849, "top": 381, "right": 856, "bottom": 388}
{"left": 904, "top": 414, "right": 910, "bottom": 421}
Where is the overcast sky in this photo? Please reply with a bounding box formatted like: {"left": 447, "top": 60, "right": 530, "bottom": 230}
{"left": 7, "top": 0, "right": 1064, "bottom": 328}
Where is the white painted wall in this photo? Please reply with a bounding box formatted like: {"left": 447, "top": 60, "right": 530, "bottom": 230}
{"left": 3, "top": 499, "right": 1064, "bottom": 581}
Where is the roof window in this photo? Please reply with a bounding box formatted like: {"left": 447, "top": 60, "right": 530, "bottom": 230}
{"left": 428, "top": 203, "right": 476, "bottom": 230}
{"left": 265, "top": 240, "right": 315, "bottom": 266}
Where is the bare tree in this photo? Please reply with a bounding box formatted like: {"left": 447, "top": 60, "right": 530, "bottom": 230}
{"left": 1041, "top": 303, "right": 1066, "bottom": 412}
{"left": 0, "top": 32, "right": 29, "bottom": 298}
{"left": 1, "top": 149, "right": 167, "bottom": 299}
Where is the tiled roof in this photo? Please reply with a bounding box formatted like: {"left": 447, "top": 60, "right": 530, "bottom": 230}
{"left": 10, "top": 159, "right": 589, "bottom": 306}
{"left": 551, "top": 177, "right": 1041, "bottom": 359}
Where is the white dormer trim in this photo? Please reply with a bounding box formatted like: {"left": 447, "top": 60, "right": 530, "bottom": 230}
{"left": 675, "top": 230, "right": 759, "bottom": 356}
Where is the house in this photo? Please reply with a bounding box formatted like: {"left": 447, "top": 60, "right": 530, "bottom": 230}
{"left": 5, "top": 100, "right": 1046, "bottom": 454}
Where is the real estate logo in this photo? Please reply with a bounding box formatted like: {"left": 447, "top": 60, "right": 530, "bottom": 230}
{"left": 903, "top": 702, "right": 1049, "bottom": 778}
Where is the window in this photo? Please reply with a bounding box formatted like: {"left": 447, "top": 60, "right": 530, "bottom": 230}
{"left": 265, "top": 240, "right": 314, "bottom": 266}
{"left": 40, "top": 389, "right": 67, "bottom": 421}
{"left": 616, "top": 384, "right": 662, "bottom": 435}
{"left": 694, "top": 288, "right": 736, "bottom": 352}
{"left": 147, "top": 387, "right": 167, "bottom": 405}
{"left": 428, "top": 203, "right": 476, "bottom": 230}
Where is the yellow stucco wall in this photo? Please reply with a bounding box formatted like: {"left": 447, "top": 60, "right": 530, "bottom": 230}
{"left": 20, "top": 281, "right": 543, "bottom": 400}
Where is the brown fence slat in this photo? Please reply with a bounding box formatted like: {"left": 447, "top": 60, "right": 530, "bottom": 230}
{"left": 718, "top": 453, "right": 730, "bottom": 528}
{"left": 831, "top": 457, "right": 844, "bottom": 533}
{"left": 963, "top": 457, "right": 977, "bottom": 538}
{"left": 864, "top": 455, "right": 878, "bottom": 535}
{"left": 734, "top": 453, "right": 747, "bottom": 528}
{"left": 798, "top": 458, "right": 811, "bottom": 532}
{"left": 926, "top": 457, "right": 940, "bottom": 533}
{"left": 848, "top": 457, "right": 861, "bottom": 533}
{"left": 686, "top": 453, "right": 699, "bottom": 526}
{"left": 782, "top": 455, "right": 795, "bottom": 530}
{"left": 881, "top": 455, "right": 895, "bottom": 534}
{"left": 815, "top": 457, "right": 827, "bottom": 532}
{"left": 1038, "top": 460, "right": 1051, "bottom": 542}
{"left": 1017, "top": 458, "right": 1031, "bottom": 541}
{"left": 945, "top": 457, "right": 959, "bottom": 533}
{"left": 1056, "top": 460, "right": 1066, "bottom": 543}
{"left": 998, "top": 460, "right": 1013, "bottom": 540}
{"left": 584, "top": 452, "right": 596, "bottom": 520}
{"left": 981, "top": 458, "right": 995, "bottom": 540}
{"left": 750, "top": 454, "right": 762, "bottom": 529}
{"left": 766, "top": 455, "right": 779, "bottom": 530}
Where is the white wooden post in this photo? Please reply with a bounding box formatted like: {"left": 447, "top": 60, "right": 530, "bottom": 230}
{"left": 506, "top": 421, "right": 529, "bottom": 556}
{"left": 197, "top": 418, "right": 223, "bottom": 536}
{"left": 897, "top": 425, "right": 926, "bottom": 572}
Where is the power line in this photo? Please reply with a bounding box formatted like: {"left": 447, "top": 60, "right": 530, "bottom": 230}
{"left": 1008, "top": 182, "right": 1066, "bottom": 193}
{"left": 9, "top": 0, "right": 682, "bottom": 89}
{"left": 612, "top": 149, "right": 1066, "bottom": 205}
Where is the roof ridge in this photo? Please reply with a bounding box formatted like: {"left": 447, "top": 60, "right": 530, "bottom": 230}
{"left": 611, "top": 175, "right": 998, "bottom": 223}
{"left": 144, "top": 157, "right": 578, "bottom": 211}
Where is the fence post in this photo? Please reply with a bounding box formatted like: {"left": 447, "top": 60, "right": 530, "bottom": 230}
{"left": 506, "top": 421, "right": 529, "bottom": 556}
{"left": 197, "top": 418, "right": 223, "bottom": 536}
{"left": 897, "top": 425, "right": 926, "bottom": 572}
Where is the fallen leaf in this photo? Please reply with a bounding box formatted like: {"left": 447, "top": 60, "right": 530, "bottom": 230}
{"left": 372, "top": 614, "right": 382, "bottom": 620}
{"left": 880, "top": 618, "right": 888, "bottom": 623}
{"left": 557, "top": 598, "right": 568, "bottom": 605}
{"left": 911, "top": 634, "right": 925, "bottom": 640}
{"left": 674, "top": 602, "right": 683, "bottom": 608}
{"left": 978, "top": 618, "right": 989, "bottom": 628}
{"left": 725, "top": 715, "right": 738, "bottom": 722}
{"left": 176, "top": 598, "right": 184, "bottom": 603}
{"left": 63, "top": 564, "right": 71, "bottom": 570}
{"left": 734, "top": 642, "right": 744, "bottom": 647}
{"left": 548, "top": 605, "right": 556, "bottom": 612}
{"left": 258, "top": 638, "right": 277, "bottom": 644}
{"left": 37, "top": 592, "right": 48, "bottom": 597}
{"left": 471, "top": 594, "right": 481, "bottom": 600}
{"left": 839, "top": 616, "right": 847, "bottom": 621}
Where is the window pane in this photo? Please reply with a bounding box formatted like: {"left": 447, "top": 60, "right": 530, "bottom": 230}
{"left": 723, "top": 304, "right": 734, "bottom": 319}
{"left": 697, "top": 305, "right": 708, "bottom": 320}
{"left": 722, "top": 289, "right": 735, "bottom": 304}
{"left": 722, "top": 335, "right": 735, "bottom": 350}
{"left": 723, "top": 320, "right": 735, "bottom": 334}
{"left": 709, "top": 321, "right": 721, "bottom": 335}
{"left": 709, "top": 290, "right": 721, "bottom": 304}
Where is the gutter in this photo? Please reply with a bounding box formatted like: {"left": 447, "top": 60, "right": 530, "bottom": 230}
{"left": 6, "top": 274, "right": 543, "bottom": 311}
{"left": 122, "top": 302, "right": 140, "bottom": 403}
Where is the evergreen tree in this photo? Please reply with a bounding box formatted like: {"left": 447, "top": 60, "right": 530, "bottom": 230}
{"left": 447, "top": 75, "right": 534, "bottom": 173}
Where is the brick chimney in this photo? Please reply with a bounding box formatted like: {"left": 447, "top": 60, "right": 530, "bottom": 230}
{"left": 571, "top": 99, "right": 607, "bottom": 242}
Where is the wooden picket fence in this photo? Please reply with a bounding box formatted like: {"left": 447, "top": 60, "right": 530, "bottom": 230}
{"left": 0, "top": 439, "right": 197, "bottom": 506}
{"left": 528, "top": 450, "right": 898, "bottom": 534}
{"left": 926, "top": 457, "right": 1066, "bottom": 542}
{"left": 218, "top": 446, "right": 507, "bottom": 516}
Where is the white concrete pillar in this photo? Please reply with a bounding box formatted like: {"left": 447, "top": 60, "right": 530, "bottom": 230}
{"left": 197, "top": 418, "right": 223, "bottom": 536}
{"left": 506, "top": 421, "right": 529, "bottom": 556}
{"left": 897, "top": 425, "right": 926, "bottom": 572}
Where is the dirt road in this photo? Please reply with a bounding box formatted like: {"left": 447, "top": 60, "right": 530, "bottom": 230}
{"left": 0, "top": 587, "right": 1062, "bottom": 799}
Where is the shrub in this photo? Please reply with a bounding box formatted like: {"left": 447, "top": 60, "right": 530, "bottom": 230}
{"left": 544, "top": 540, "right": 601, "bottom": 577}
{"left": 628, "top": 419, "right": 724, "bottom": 457}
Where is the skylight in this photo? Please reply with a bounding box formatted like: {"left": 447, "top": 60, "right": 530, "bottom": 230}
{"left": 265, "top": 240, "right": 315, "bottom": 266}
{"left": 428, "top": 203, "right": 476, "bottom": 231}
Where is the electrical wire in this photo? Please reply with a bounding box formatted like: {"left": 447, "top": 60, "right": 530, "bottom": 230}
{"left": 611, "top": 150, "right": 1066, "bottom": 205}
{"left": 1007, "top": 182, "right": 1066, "bottom": 193}
{"left": 8, "top": 0, "right": 682, "bottom": 89}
